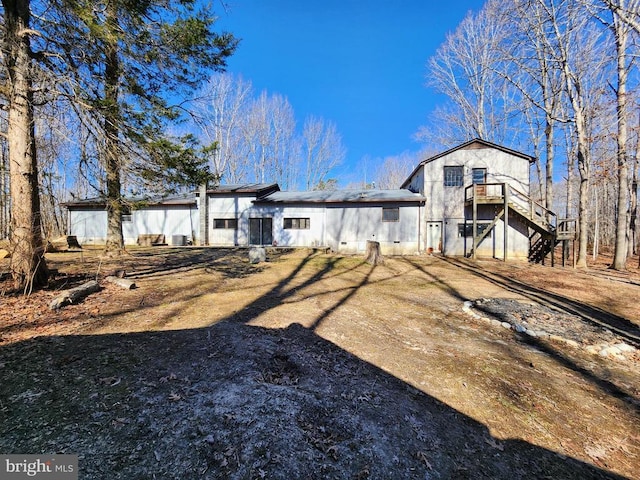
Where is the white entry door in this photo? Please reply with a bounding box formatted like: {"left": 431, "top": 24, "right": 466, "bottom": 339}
{"left": 426, "top": 222, "right": 442, "bottom": 252}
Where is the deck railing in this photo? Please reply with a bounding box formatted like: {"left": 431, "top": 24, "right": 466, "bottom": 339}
{"left": 465, "top": 182, "right": 557, "bottom": 233}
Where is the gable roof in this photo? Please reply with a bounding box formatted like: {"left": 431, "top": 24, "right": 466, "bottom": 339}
{"left": 400, "top": 138, "right": 536, "bottom": 188}
{"left": 255, "top": 189, "right": 425, "bottom": 204}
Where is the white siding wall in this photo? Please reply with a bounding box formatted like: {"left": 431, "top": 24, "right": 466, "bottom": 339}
{"left": 68, "top": 209, "right": 108, "bottom": 245}
{"left": 123, "top": 206, "right": 197, "bottom": 245}
{"left": 271, "top": 205, "right": 325, "bottom": 247}
{"left": 326, "top": 204, "right": 421, "bottom": 255}
{"left": 208, "top": 195, "right": 256, "bottom": 246}
{"left": 206, "top": 196, "right": 422, "bottom": 253}
{"left": 413, "top": 146, "right": 531, "bottom": 258}
{"left": 69, "top": 206, "right": 197, "bottom": 245}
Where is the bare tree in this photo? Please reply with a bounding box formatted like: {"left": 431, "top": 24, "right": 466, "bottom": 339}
{"left": 583, "top": 0, "right": 636, "bottom": 269}
{"left": 499, "top": 0, "right": 567, "bottom": 212}
{"left": 0, "top": 116, "right": 8, "bottom": 240}
{"left": 511, "top": 0, "right": 609, "bottom": 268}
{"left": 269, "top": 94, "right": 298, "bottom": 190}
{"left": 422, "top": 2, "right": 516, "bottom": 145}
{"left": 302, "top": 116, "right": 345, "bottom": 191}
{"left": 193, "top": 73, "right": 350, "bottom": 190}
{"left": 374, "top": 151, "right": 422, "bottom": 190}
{"left": 194, "top": 73, "right": 254, "bottom": 183}
{"left": 601, "top": 0, "right": 640, "bottom": 34}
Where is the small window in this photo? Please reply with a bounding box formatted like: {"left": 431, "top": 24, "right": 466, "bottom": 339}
{"left": 444, "top": 166, "right": 464, "bottom": 187}
{"left": 472, "top": 168, "right": 486, "bottom": 184}
{"left": 458, "top": 223, "right": 492, "bottom": 237}
{"left": 382, "top": 207, "right": 400, "bottom": 222}
{"left": 121, "top": 214, "right": 132, "bottom": 223}
{"left": 284, "top": 218, "right": 310, "bottom": 229}
{"left": 214, "top": 218, "right": 238, "bottom": 229}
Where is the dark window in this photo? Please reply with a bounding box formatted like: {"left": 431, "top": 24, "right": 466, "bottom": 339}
{"left": 382, "top": 207, "right": 400, "bottom": 222}
{"left": 472, "top": 168, "right": 486, "bottom": 184}
{"left": 444, "top": 166, "right": 464, "bottom": 187}
{"left": 284, "top": 218, "right": 310, "bottom": 229}
{"left": 458, "top": 223, "right": 492, "bottom": 237}
{"left": 214, "top": 218, "right": 238, "bottom": 229}
{"left": 121, "top": 214, "right": 132, "bottom": 223}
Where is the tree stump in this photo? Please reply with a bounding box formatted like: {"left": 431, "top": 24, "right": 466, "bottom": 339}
{"left": 365, "top": 240, "right": 384, "bottom": 265}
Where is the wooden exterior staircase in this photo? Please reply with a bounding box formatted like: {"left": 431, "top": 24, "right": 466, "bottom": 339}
{"left": 464, "top": 183, "right": 576, "bottom": 264}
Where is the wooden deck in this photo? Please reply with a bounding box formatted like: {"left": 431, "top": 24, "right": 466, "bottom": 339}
{"left": 464, "top": 183, "right": 576, "bottom": 263}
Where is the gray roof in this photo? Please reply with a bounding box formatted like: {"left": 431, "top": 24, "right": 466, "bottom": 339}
{"left": 255, "top": 189, "right": 425, "bottom": 204}
{"left": 63, "top": 193, "right": 196, "bottom": 208}
{"left": 203, "top": 183, "right": 280, "bottom": 196}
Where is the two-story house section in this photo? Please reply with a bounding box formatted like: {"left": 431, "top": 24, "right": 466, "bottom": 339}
{"left": 402, "top": 138, "right": 536, "bottom": 260}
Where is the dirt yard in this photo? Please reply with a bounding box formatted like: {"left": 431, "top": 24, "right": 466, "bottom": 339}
{"left": 0, "top": 247, "right": 639, "bottom": 479}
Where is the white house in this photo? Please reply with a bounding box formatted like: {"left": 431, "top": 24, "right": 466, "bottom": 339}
{"left": 65, "top": 139, "right": 567, "bottom": 261}
{"left": 251, "top": 189, "right": 424, "bottom": 255}
{"left": 65, "top": 185, "right": 425, "bottom": 255}
{"left": 401, "top": 138, "right": 560, "bottom": 261}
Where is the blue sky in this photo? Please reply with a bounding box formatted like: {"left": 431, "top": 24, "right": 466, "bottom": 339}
{"left": 215, "top": 0, "right": 486, "bottom": 185}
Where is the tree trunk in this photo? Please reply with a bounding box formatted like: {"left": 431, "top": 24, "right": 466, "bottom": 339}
{"left": 0, "top": 142, "right": 8, "bottom": 239}
{"left": 544, "top": 110, "right": 554, "bottom": 214}
{"left": 3, "top": 0, "right": 49, "bottom": 290}
{"left": 592, "top": 186, "right": 599, "bottom": 261}
{"left": 629, "top": 151, "right": 637, "bottom": 257}
{"left": 612, "top": 9, "right": 630, "bottom": 270}
{"left": 105, "top": 275, "right": 136, "bottom": 289}
{"left": 576, "top": 139, "right": 590, "bottom": 269}
{"left": 104, "top": 1, "right": 124, "bottom": 256}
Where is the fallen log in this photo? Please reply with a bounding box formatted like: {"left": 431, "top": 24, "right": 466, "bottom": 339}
{"left": 49, "top": 280, "right": 100, "bottom": 310}
{"left": 105, "top": 275, "right": 136, "bottom": 290}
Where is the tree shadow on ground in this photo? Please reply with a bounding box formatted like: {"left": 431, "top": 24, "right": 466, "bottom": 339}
{"left": 440, "top": 256, "right": 640, "bottom": 346}
{"left": 45, "top": 247, "right": 291, "bottom": 288}
{"left": 417, "top": 256, "right": 640, "bottom": 412}
{"left": 0, "top": 251, "right": 635, "bottom": 478}
{"left": 0, "top": 323, "right": 626, "bottom": 479}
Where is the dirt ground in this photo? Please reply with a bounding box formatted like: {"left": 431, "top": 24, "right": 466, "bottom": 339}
{"left": 0, "top": 247, "right": 639, "bottom": 479}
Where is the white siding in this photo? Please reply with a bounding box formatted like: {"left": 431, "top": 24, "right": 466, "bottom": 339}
{"left": 68, "top": 209, "right": 108, "bottom": 245}
{"left": 409, "top": 145, "right": 531, "bottom": 258}
{"left": 208, "top": 195, "right": 256, "bottom": 246}
{"left": 69, "top": 205, "right": 197, "bottom": 245}
{"left": 123, "top": 206, "right": 197, "bottom": 245}
{"left": 272, "top": 206, "right": 325, "bottom": 247}
{"left": 326, "top": 204, "right": 421, "bottom": 255}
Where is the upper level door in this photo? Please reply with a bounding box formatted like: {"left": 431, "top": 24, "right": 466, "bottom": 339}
{"left": 472, "top": 168, "right": 487, "bottom": 196}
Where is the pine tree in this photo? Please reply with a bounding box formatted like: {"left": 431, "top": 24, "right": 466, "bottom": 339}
{"left": 46, "top": 0, "right": 238, "bottom": 254}
{"left": 2, "top": 0, "right": 49, "bottom": 290}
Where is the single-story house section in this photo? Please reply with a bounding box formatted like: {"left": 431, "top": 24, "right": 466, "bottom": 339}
{"left": 64, "top": 185, "right": 426, "bottom": 255}
{"left": 63, "top": 194, "right": 199, "bottom": 246}
{"left": 251, "top": 189, "right": 426, "bottom": 255}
